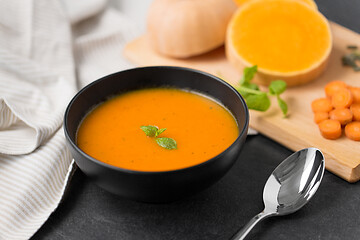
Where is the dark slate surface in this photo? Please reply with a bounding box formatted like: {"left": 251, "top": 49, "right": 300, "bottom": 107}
{"left": 32, "top": 1, "right": 360, "bottom": 239}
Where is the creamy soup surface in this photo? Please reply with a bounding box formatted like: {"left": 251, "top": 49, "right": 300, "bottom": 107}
{"left": 77, "top": 88, "right": 239, "bottom": 171}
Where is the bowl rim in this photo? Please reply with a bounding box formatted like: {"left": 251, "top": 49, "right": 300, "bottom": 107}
{"left": 64, "top": 66, "right": 249, "bottom": 175}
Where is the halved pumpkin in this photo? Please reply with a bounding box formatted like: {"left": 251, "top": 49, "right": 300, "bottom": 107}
{"left": 226, "top": 0, "right": 332, "bottom": 86}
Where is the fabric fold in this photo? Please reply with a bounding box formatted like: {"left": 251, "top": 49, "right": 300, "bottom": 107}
{"left": 0, "top": 129, "right": 74, "bottom": 240}
{"left": 0, "top": 49, "right": 76, "bottom": 155}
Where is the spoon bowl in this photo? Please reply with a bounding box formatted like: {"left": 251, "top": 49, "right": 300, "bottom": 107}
{"left": 232, "top": 147, "right": 325, "bottom": 240}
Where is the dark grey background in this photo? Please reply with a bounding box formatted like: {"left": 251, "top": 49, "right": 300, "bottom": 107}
{"left": 33, "top": 0, "right": 360, "bottom": 239}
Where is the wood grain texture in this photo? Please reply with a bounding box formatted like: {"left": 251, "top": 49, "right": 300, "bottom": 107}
{"left": 123, "top": 22, "right": 360, "bottom": 182}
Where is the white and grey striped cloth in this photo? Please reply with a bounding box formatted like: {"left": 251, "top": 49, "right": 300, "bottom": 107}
{"left": 0, "top": 0, "right": 136, "bottom": 239}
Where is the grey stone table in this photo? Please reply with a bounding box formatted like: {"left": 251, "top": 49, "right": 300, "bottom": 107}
{"left": 32, "top": 0, "right": 360, "bottom": 239}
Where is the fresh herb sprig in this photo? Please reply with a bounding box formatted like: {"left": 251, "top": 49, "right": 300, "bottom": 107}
{"left": 140, "top": 125, "right": 177, "bottom": 150}
{"left": 234, "top": 65, "right": 288, "bottom": 116}
{"left": 342, "top": 45, "right": 360, "bottom": 72}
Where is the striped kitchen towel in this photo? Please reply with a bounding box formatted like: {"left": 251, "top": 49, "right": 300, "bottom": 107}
{"left": 0, "top": 0, "right": 137, "bottom": 239}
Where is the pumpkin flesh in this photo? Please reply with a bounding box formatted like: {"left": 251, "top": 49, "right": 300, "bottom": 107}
{"left": 227, "top": 0, "right": 332, "bottom": 86}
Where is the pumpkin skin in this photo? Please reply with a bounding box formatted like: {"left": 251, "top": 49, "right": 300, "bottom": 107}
{"left": 147, "top": 0, "right": 237, "bottom": 58}
{"left": 226, "top": 0, "right": 332, "bottom": 87}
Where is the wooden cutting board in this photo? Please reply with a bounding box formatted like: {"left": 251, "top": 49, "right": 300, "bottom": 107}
{"left": 123, "top": 22, "right": 360, "bottom": 183}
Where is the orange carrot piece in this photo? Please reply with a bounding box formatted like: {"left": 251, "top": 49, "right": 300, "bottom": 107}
{"left": 331, "top": 88, "right": 353, "bottom": 109}
{"left": 345, "top": 121, "right": 360, "bottom": 141}
{"left": 314, "top": 111, "right": 329, "bottom": 124}
{"left": 325, "top": 80, "right": 348, "bottom": 98}
{"left": 311, "top": 98, "right": 333, "bottom": 112}
{"left": 349, "top": 87, "right": 360, "bottom": 103}
{"left": 318, "top": 119, "right": 342, "bottom": 140}
{"left": 329, "top": 108, "right": 353, "bottom": 126}
{"left": 350, "top": 103, "right": 360, "bottom": 121}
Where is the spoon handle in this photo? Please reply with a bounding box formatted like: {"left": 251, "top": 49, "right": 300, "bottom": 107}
{"left": 230, "top": 211, "right": 274, "bottom": 240}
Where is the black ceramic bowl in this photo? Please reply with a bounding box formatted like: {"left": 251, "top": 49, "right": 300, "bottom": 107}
{"left": 64, "top": 66, "right": 249, "bottom": 203}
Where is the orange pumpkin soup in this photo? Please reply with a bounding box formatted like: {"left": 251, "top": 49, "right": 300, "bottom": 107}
{"left": 77, "top": 88, "right": 238, "bottom": 171}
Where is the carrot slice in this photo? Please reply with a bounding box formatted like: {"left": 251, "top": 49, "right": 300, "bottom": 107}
{"left": 345, "top": 121, "right": 360, "bottom": 141}
{"left": 329, "top": 108, "right": 353, "bottom": 126}
{"left": 331, "top": 88, "right": 353, "bottom": 109}
{"left": 314, "top": 111, "right": 329, "bottom": 124}
{"left": 318, "top": 119, "right": 342, "bottom": 139}
{"left": 325, "top": 80, "right": 347, "bottom": 98}
{"left": 349, "top": 87, "right": 360, "bottom": 103}
{"left": 350, "top": 103, "right": 360, "bottom": 121}
{"left": 311, "top": 98, "right": 333, "bottom": 112}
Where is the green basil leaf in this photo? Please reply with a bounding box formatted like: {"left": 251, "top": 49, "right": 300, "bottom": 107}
{"left": 277, "top": 95, "right": 288, "bottom": 116}
{"left": 240, "top": 65, "right": 258, "bottom": 85}
{"left": 269, "top": 80, "right": 287, "bottom": 95}
{"left": 242, "top": 82, "right": 260, "bottom": 90}
{"left": 235, "top": 83, "right": 259, "bottom": 98}
{"left": 140, "top": 125, "right": 158, "bottom": 137}
{"left": 155, "top": 128, "right": 167, "bottom": 137}
{"left": 235, "top": 87, "right": 251, "bottom": 99}
{"left": 245, "top": 93, "right": 271, "bottom": 112}
{"left": 156, "top": 137, "right": 177, "bottom": 150}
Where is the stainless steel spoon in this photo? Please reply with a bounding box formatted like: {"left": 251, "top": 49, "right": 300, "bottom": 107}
{"left": 231, "top": 147, "right": 325, "bottom": 240}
